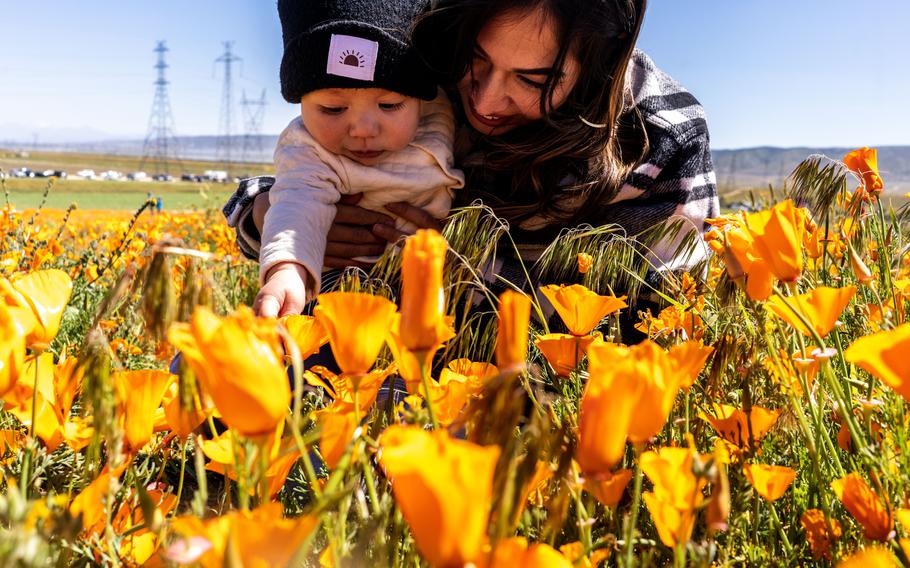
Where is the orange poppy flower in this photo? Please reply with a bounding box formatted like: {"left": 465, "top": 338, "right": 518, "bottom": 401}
{"left": 162, "top": 381, "right": 208, "bottom": 441}
{"left": 848, "top": 244, "right": 875, "bottom": 285}
{"left": 640, "top": 447, "right": 706, "bottom": 548}
{"left": 533, "top": 333, "right": 599, "bottom": 377}
{"left": 719, "top": 201, "right": 810, "bottom": 299}
{"left": 584, "top": 468, "right": 633, "bottom": 508}
{"left": 304, "top": 364, "right": 394, "bottom": 415}
{"left": 113, "top": 370, "right": 172, "bottom": 453}
{"left": 6, "top": 355, "right": 94, "bottom": 452}
{"left": 314, "top": 292, "right": 397, "bottom": 376}
{"left": 313, "top": 406, "right": 358, "bottom": 470}
{"left": 743, "top": 463, "right": 796, "bottom": 502}
{"left": 800, "top": 508, "right": 841, "bottom": 561}
{"left": 576, "top": 340, "right": 708, "bottom": 475}
{"left": 489, "top": 537, "right": 572, "bottom": 568}
{"left": 539, "top": 284, "right": 627, "bottom": 336}
{"left": 279, "top": 314, "right": 329, "bottom": 358}
{"left": 69, "top": 463, "right": 129, "bottom": 537}
{"left": 831, "top": 473, "right": 893, "bottom": 541}
{"left": 422, "top": 373, "right": 471, "bottom": 426}
{"left": 378, "top": 425, "right": 500, "bottom": 568}
{"left": 636, "top": 298, "right": 705, "bottom": 341}
{"left": 559, "top": 541, "right": 611, "bottom": 567}
{"left": 577, "top": 253, "right": 594, "bottom": 274}
{"left": 765, "top": 286, "right": 856, "bottom": 338}
{"left": 496, "top": 290, "right": 531, "bottom": 371}
{"left": 387, "top": 313, "right": 453, "bottom": 394}
{"left": 0, "top": 304, "right": 30, "bottom": 397}
{"left": 168, "top": 306, "right": 290, "bottom": 438}
{"left": 844, "top": 147, "right": 884, "bottom": 197}
{"left": 744, "top": 200, "right": 809, "bottom": 284}
{"left": 202, "top": 426, "right": 300, "bottom": 499}
{"left": 1, "top": 270, "right": 72, "bottom": 352}
{"left": 441, "top": 358, "right": 499, "bottom": 394}
{"left": 168, "top": 503, "right": 318, "bottom": 567}
{"left": 699, "top": 403, "right": 780, "bottom": 457}
{"left": 641, "top": 447, "right": 706, "bottom": 511}
{"left": 844, "top": 323, "right": 910, "bottom": 402}
{"left": 521, "top": 461, "right": 554, "bottom": 509}
{"left": 837, "top": 547, "right": 898, "bottom": 568}
{"left": 400, "top": 229, "right": 450, "bottom": 351}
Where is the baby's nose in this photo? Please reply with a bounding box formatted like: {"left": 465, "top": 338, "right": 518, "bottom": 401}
{"left": 349, "top": 113, "right": 380, "bottom": 138}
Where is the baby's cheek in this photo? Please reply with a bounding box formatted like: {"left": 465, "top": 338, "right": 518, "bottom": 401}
{"left": 389, "top": 107, "right": 421, "bottom": 150}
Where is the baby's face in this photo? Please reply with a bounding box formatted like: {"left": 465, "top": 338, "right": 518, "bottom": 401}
{"left": 300, "top": 88, "right": 420, "bottom": 166}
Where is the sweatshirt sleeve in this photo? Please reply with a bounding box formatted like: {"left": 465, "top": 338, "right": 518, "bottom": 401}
{"left": 600, "top": 121, "right": 719, "bottom": 272}
{"left": 259, "top": 119, "right": 343, "bottom": 297}
{"left": 222, "top": 175, "right": 274, "bottom": 260}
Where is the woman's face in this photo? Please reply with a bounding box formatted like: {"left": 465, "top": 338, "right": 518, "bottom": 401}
{"left": 457, "top": 7, "right": 580, "bottom": 136}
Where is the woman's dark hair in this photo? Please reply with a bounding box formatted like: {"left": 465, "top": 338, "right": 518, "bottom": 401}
{"left": 413, "top": 0, "right": 649, "bottom": 226}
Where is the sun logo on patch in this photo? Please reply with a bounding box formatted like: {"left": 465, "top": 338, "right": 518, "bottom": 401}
{"left": 340, "top": 50, "right": 366, "bottom": 68}
{"left": 327, "top": 34, "right": 378, "bottom": 81}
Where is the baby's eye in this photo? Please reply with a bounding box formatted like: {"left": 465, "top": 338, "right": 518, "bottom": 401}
{"left": 379, "top": 102, "right": 406, "bottom": 111}
{"left": 318, "top": 106, "right": 346, "bottom": 115}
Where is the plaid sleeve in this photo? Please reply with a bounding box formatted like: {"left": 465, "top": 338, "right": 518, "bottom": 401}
{"left": 222, "top": 176, "right": 275, "bottom": 261}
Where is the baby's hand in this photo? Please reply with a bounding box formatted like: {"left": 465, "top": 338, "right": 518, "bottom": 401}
{"left": 254, "top": 262, "right": 310, "bottom": 318}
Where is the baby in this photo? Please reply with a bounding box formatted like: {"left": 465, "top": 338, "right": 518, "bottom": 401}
{"left": 256, "top": 0, "right": 464, "bottom": 317}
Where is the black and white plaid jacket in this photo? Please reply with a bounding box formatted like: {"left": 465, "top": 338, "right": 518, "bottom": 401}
{"left": 223, "top": 51, "right": 719, "bottom": 337}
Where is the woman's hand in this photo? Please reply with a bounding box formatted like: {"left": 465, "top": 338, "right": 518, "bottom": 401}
{"left": 372, "top": 201, "right": 444, "bottom": 243}
{"left": 325, "top": 194, "right": 395, "bottom": 268}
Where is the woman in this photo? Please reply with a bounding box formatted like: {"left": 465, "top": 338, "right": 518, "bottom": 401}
{"left": 224, "top": 0, "right": 718, "bottom": 338}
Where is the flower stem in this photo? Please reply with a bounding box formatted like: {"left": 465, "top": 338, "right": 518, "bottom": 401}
{"left": 768, "top": 501, "right": 792, "bottom": 554}
{"left": 623, "top": 450, "right": 644, "bottom": 567}
{"left": 417, "top": 351, "right": 438, "bottom": 429}
{"left": 172, "top": 438, "right": 189, "bottom": 516}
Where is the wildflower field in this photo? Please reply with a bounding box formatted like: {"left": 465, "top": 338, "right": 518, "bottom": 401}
{"left": 1, "top": 148, "right": 909, "bottom": 567}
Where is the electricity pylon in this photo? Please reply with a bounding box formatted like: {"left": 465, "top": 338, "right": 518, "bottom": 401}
{"left": 140, "top": 41, "right": 181, "bottom": 175}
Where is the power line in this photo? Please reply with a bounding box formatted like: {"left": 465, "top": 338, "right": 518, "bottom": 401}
{"left": 139, "top": 41, "right": 182, "bottom": 175}
{"left": 214, "top": 41, "right": 242, "bottom": 172}
{"left": 240, "top": 89, "right": 267, "bottom": 164}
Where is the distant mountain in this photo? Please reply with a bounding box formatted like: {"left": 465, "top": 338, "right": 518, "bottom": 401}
{"left": 4, "top": 134, "right": 908, "bottom": 194}
{"left": 712, "top": 145, "right": 910, "bottom": 195}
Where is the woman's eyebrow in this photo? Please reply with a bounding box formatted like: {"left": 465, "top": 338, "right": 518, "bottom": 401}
{"left": 474, "top": 44, "right": 563, "bottom": 77}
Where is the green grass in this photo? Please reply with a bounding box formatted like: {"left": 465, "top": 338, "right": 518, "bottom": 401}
{"left": 0, "top": 147, "right": 271, "bottom": 210}
{"left": 5, "top": 189, "right": 235, "bottom": 211}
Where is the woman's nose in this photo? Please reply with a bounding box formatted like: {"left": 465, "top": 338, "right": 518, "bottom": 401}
{"left": 471, "top": 70, "right": 510, "bottom": 116}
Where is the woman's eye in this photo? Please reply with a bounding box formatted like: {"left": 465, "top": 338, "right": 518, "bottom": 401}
{"left": 379, "top": 102, "right": 406, "bottom": 111}
{"left": 318, "top": 106, "right": 345, "bottom": 115}
{"left": 518, "top": 76, "right": 546, "bottom": 90}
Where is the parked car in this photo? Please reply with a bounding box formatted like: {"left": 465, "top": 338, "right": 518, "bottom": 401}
{"left": 11, "top": 167, "right": 34, "bottom": 178}
{"left": 152, "top": 174, "right": 173, "bottom": 182}
{"left": 127, "top": 171, "right": 148, "bottom": 181}
{"left": 100, "top": 170, "right": 124, "bottom": 181}
{"left": 75, "top": 169, "right": 96, "bottom": 179}
{"left": 203, "top": 170, "right": 229, "bottom": 183}
{"left": 40, "top": 169, "right": 67, "bottom": 178}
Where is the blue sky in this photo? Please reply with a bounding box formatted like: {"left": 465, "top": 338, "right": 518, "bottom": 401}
{"left": 1, "top": 0, "right": 907, "bottom": 149}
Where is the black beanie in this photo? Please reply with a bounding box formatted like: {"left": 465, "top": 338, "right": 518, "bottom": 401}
{"left": 277, "top": 0, "right": 437, "bottom": 103}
